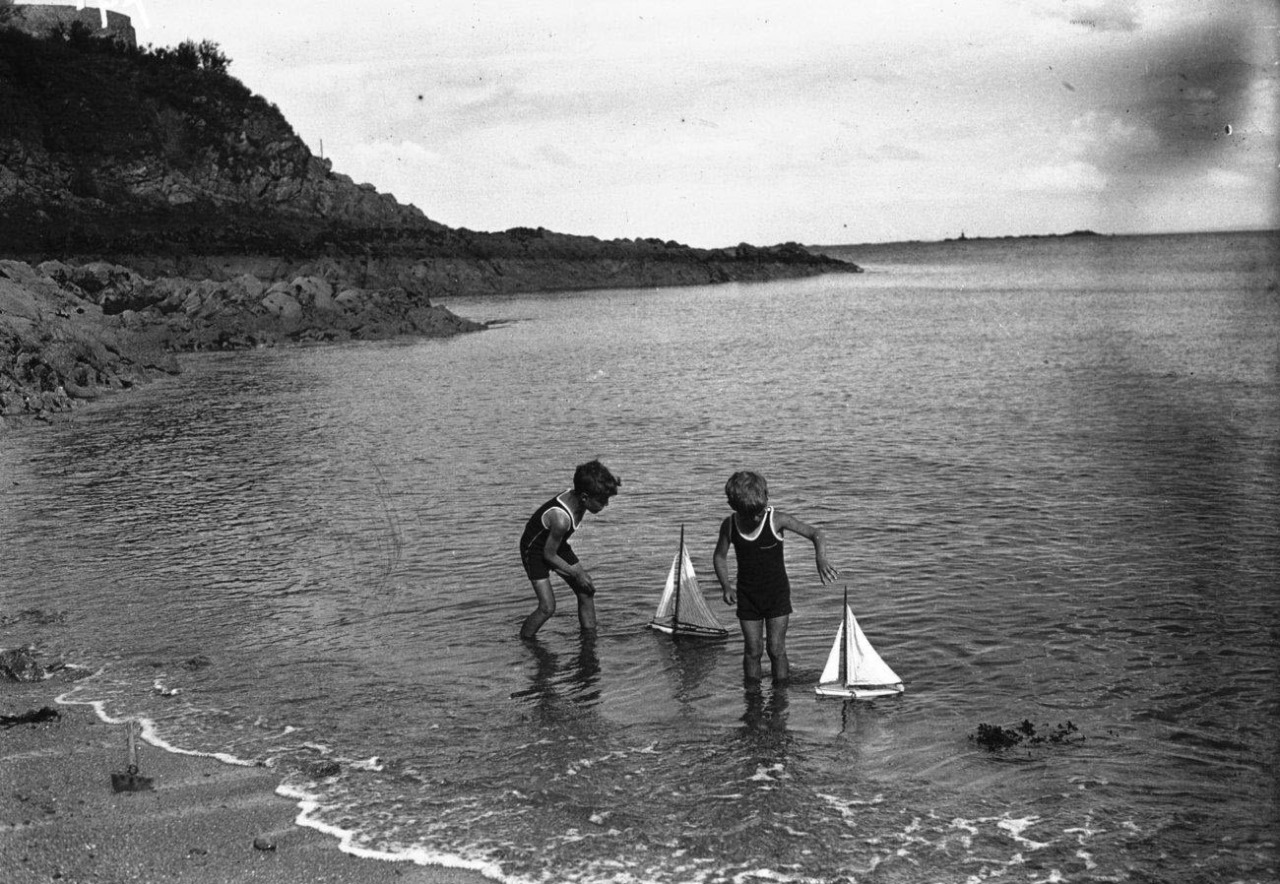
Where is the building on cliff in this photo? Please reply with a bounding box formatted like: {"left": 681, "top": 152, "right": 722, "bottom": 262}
{"left": 0, "top": 1, "right": 136, "bottom": 48}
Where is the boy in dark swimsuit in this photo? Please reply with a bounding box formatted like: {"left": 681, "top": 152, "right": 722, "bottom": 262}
{"left": 713, "top": 471, "right": 838, "bottom": 682}
{"left": 519, "top": 460, "right": 621, "bottom": 639}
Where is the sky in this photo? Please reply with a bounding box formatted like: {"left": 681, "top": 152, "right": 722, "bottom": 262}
{"left": 39, "top": 0, "right": 1280, "bottom": 246}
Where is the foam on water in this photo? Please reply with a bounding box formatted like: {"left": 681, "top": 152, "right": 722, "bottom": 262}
{"left": 57, "top": 680, "right": 258, "bottom": 768}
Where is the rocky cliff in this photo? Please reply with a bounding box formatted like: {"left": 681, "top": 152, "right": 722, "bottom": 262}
{"left": 0, "top": 26, "right": 447, "bottom": 252}
{"left": 0, "top": 27, "right": 857, "bottom": 285}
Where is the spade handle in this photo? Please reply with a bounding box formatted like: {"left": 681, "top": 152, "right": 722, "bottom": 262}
{"left": 126, "top": 720, "right": 140, "bottom": 775}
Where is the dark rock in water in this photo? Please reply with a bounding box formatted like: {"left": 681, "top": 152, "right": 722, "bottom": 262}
{"left": 970, "top": 719, "right": 1081, "bottom": 750}
{"left": 182, "top": 654, "right": 212, "bottom": 670}
{"left": 252, "top": 836, "right": 277, "bottom": 852}
{"left": 0, "top": 647, "right": 46, "bottom": 682}
{"left": 972, "top": 722, "right": 1025, "bottom": 750}
{"left": 304, "top": 760, "right": 342, "bottom": 778}
{"left": 0, "top": 706, "right": 61, "bottom": 728}
{"left": 0, "top": 608, "right": 67, "bottom": 627}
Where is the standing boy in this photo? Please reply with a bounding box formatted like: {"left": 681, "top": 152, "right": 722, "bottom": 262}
{"left": 713, "top": 471, "right": 838, "bottom": 682}
{"left": 519, "top": 460, "right": 622, "bottom": 639}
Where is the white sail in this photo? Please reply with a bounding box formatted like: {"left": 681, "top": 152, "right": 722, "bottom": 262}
{"left": 816, "top": 605, "right": 904, "bottom": 699}
{"left": 649, "top": 532, "right": 727, "bottom": 638}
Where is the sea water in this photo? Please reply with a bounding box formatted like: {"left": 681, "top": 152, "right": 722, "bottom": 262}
{"left": 1, "top": 231, "right": 1277, "bottom": 883}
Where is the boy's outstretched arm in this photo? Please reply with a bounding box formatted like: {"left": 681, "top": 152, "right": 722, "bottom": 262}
{"left": 775, "top": 511, "right": 840, "bottom": 584}
{"left": 712, "top": 517, "right": 735, "bottom": 605}
{"left": 542, "top": 510, "right": 595, "bottom": 595}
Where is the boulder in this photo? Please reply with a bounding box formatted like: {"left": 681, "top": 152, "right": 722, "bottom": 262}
{"left": 260, "top": 289, "right": 302, "bottom": 324}
{"left": 0, "top": 277, "right": 41, "bottom": 321}
{"left": 0, "top": 647, "right": 45, "bottom": 682}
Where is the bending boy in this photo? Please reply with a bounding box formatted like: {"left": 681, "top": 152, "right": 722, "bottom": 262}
{"left": 518, "top": 460, "right": 622, "bottom": 639}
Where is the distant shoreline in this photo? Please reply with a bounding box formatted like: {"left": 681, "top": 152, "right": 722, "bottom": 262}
{"left": 812, "top": 227, "right": 1279, "bottom": 250}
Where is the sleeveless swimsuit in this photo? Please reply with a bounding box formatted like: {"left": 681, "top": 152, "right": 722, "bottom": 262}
{"left": 519, "top": 491, "right": 581, "bottom": 580}
{"left": 730, "top": 507, "right": 791, "bottom": 620}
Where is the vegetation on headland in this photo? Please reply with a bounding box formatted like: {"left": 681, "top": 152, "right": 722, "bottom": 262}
{"left": 0, "top": 25, "right": 860, "bottom": 428}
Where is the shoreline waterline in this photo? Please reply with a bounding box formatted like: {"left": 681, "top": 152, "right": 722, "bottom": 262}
{"left": 51, "top": 682, "right": 507, "bottom": 882}
{"left": 0, "top": 678, "right": 498, "bottom": 884}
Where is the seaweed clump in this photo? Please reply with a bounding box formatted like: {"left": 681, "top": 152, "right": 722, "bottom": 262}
{"left": 971, "top": 719, "right": 1081, "bottom": 751}
{"left": 0, "top": 706, "right": 61, "bottom": 728}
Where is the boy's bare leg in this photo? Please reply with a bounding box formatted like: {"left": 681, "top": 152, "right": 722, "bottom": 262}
{"left": 575, "top": 591, "right": 598, "bottom": 633}
{"left": 765, "top": 614, "right": 790, "bottom": 682}
{"left": 740, "top": 619, "right": 766, "bottom": 681}
{"left": 521, "top": 579, "right": 556, "bottom": 639}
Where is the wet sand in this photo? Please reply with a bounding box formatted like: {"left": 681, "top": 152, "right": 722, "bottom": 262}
{"left": 0, "top": 683, "right": 492, "bottom": 884}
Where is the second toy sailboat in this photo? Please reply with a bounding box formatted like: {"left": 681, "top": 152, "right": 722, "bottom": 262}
{"left": 815, "top": 586, "right": 904, "bottom": 699}
{"left": 648, "top": 526, "right": 728, "bottom": 638}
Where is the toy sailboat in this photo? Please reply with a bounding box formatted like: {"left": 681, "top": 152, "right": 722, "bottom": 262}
{"left": 648, "top": 526, "right": 728, "bottom": 638}
{"left": 815, "top": 586, "right": 904, "bottom": 699}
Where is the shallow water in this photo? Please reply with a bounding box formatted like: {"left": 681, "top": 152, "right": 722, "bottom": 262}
{"left": 2, "top": 231, "right": 1278, "bottom": 883}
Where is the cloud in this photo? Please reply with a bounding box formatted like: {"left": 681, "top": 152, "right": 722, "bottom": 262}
{"left": 1028, "top": 0, "right": 1141, "bottom": 32}
{"left": 1059, "top": 0, "right": 1143, "bottom": 32}
{"left": 333, "top": 140, "right": 442, "bottom": 194}
{"left": 1127, "top": 10, "right": 1275, "bottom": 165}
{"left": 1136, "top": 59, "right": 1258, "bottom": 162}
{"left": 1046, "top": 7, "right": 1276, "bottom": 195}
{"left": 873, "top": 143, "right": 926, "bottom": 162}
{"left": 533, "top": 144, "right": 584, "bottom": 169}
{"left": 1064, "top": 110, "right": 1160, "bottom": 156}
{"left": 1014, "top": 161, "right": 1107, "bottom": 193}
{"left": 1204, "top": 167, "right": 1251, "bottom": 188}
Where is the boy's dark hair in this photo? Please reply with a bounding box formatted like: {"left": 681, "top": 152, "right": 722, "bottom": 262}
{"left": 574, "top": 460, "right": 621, "bottom": 499}
{"left": 725, "top": 471, "right": 768, "bottom": 514}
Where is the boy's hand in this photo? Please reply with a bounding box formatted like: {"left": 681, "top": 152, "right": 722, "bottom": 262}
{"left": 568, "top": 566, "right": 596, "bottom": 597}
{"left": 816, "top": 556, "right": 839, "bottom": 585}
{"left": 722, "top": 586, "right": 736, "bottom": 606}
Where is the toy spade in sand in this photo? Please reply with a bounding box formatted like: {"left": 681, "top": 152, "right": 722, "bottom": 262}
{"left": 111, "top": 720, "right": 153, "bottom": 792}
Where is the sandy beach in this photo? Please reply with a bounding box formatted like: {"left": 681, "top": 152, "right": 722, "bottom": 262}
{"left": 0, "top": 681, "right": 490, "bottom": 884}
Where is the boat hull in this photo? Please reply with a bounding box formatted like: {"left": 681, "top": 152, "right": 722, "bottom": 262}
{"left": 815, "top": 682, "right": 904, "bottom": 700}
{"left": 648, "top": 620, "right": 728, "bottom": 638}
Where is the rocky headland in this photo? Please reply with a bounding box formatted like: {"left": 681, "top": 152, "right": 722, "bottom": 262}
{"left": 0, "top": 22, "right": 860, "bottom": 430}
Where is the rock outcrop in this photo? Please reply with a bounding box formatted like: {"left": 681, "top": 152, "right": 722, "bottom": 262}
{"left": 0, "top": 258, "right": 483, "bottom": 428}
{"left": 0, "top": 259, "right": 175, "bottom": 422}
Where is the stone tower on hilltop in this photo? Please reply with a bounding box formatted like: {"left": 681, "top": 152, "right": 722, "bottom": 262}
{"left": 0, "top": 2, "right": 136, "bottom": 49}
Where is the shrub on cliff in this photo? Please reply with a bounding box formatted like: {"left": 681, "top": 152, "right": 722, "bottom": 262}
{"left": 0, "top": 27, "right": 279, "bottom": 164}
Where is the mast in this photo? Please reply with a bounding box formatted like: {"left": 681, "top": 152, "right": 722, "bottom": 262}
{"left": 840, "top": 585, "right": 849, "bottom": 685}
{"left": 674, "top": 524, "right": 684, "bottom": 633}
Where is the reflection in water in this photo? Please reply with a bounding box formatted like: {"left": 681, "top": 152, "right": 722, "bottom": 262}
{"left": 654, "top": 634, "right": 725, "bottom": 707}
{"left": 572, "top": 634, "right": 602, "bottom": 703}
{"left": 739, "top": 683, "right": 791, "bottom": 748}
{"left": 512, "top": 634, "right": 602, "bottom": 716}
